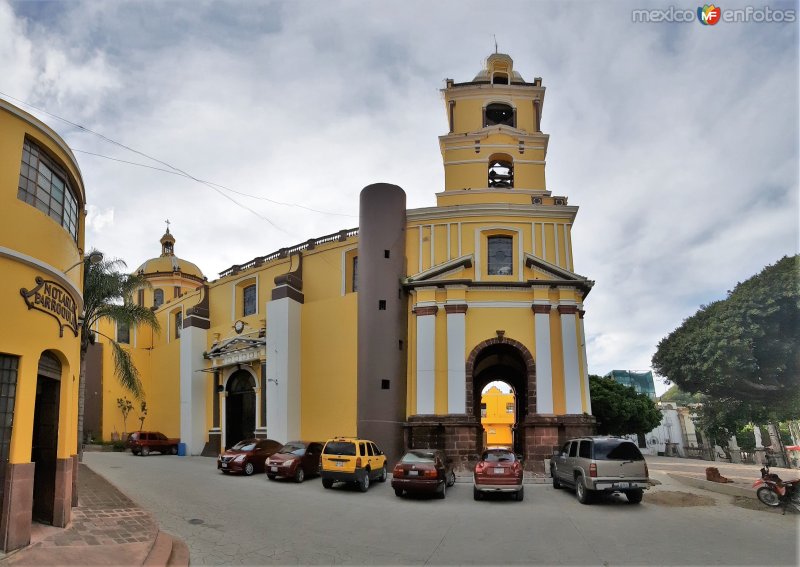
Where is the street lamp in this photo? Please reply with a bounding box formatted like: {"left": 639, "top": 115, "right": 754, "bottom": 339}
{"left": 64, "top": 251, "right": 104, "bottom": 274}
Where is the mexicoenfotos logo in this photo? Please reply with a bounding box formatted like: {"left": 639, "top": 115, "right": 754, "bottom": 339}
{"left": 698, "top": 4, "right": 722, "bottom": 25}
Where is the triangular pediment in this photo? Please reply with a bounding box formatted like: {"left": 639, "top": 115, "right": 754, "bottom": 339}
{"left": 405, "top": 254, "right": 473, "bottom": 284}
{"left": 206, "top": 335, "right": 265, "bottom": 359}
{"left": 525, "top": 253, "right": 592, "bottom": 283}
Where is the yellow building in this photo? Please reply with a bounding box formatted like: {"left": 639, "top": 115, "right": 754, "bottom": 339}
{"left": 91, "top": 53, "right": 595, "bottom": 472}
{"left": 481, "top": 386, "right": 515, "bottom": 447}
{"left": 0, "top": 100, "right": 87, "bottom": 550}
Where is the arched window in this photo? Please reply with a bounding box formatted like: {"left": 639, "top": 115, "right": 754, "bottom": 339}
{"left": 488, "top": 159, "right": 513, "bottom": 188}
{"left": 153, "top": 289, "right": 164, "bottom": 309}
{"left": 487, "top": 236, "right": 513, "bottom": 275}
{"left": 243, "top": 284, "right": 257, "bottom": 316}
{"left": 492, "top": 73, "right": 509, "bottom": 85}
{"left": 484, "top": 103, "right": 515, "bottom": 127}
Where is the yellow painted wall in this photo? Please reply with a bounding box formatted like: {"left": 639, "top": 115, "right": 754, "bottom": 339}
{"left": 481, "top": 386, "right": 515, "bottom": 446}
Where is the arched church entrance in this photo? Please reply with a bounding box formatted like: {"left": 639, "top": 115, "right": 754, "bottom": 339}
{"left": 225, "top": 370, "right": 256, "bottom": 448}
{"left": 32, "top": 351, "right": 61, "bottom": 525}
{"left": 466, "top": 338, "right": 535, "bottom": 458}
{"left": 481, "top": 381, "right": 517, "bottom": 450}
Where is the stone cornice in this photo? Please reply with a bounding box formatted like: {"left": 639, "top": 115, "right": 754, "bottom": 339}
{"left": 407, "top": 203, "right": 578, "bottom": 222}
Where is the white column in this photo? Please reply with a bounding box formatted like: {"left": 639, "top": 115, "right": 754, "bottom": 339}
{"left": 415, "top": 306, "right": 437, "bottom": 414}
{"left": 179, "top": 325, "right": 208, "bottom": 455}
{"left": 578, "top": 309, "right": 592, "bottom": 415}
{"left": 753, "top": 425, "right": 763, "bottom": 448}
{"left": 445, "top": 304, "right": 467, "bottom": 414}
{"left": 533, "top": 303, "right": 553, "bottom": 413}
{"left": 266, "top": 297, "right": 302, "bottom": 443}
{"left": 559, "top": 305, "right": 582, "bottom": 414}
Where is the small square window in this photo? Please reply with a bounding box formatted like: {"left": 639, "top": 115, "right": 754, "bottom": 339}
{"left": 384, "top": 250, "right": 390, "bottom": 258}
{"left": 381, "top": 380, "right": 390, "bottom": 390}
{"left": 398, "top": 340, "right": 403, "bottom": 350}
{"left": 378, "top": 300, "right": 386, "bottom": 310}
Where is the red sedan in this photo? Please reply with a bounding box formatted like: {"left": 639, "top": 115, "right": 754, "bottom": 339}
{"left": 473, "top": 448, "right": 524, "bottom": 501}
{"left": 392, "top": 449, "right": 456, "bottom": 499}
{"left": 265, "top": 441, "right": 323, "bottom": 483}
{"left": 218, "top": 439, "right": 283, "bottom": 475}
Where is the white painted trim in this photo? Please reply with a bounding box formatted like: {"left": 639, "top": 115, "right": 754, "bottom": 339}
{"left": 0, "top": 246, "right": 83, "bottom": 311}
{"left": 445, "top": 144, "right": 545, "bottom": 152}
{"left": 266, "top": 297, "right": 302, "bottom": 442}
{"left": 474, "top": 226, "right": 523, "bottom": 282}
{"left": 578, "top": 317, "right": 592, "bottom": 415}
{"left": 418, "top": 226, "right": 423, "bottom": 273}
{"left": 457, "top": 223, "right": 462, "bottom": 256}
{"left": 560, "top": 312, "right": 582, "bottom": 414}
{"left": 446, "top": 223, "right": 451, "bottom": 261}
{"left": 180, "top": 324, "right": 209, "bottom": 455}
{"left": 444, "top": 159, "right": 545, "bottom": 166}
{"left": 534, "top": 312, "right": 553, "bottom": 413}
{"left": 541, "top": 224, "right": 546, "bottom": 260}
{"left": 446, "top": 309, "right": 467, "bottom": 414}
{"left": 339, "top": 245, "right": 358, "bottom": 296}
{"left": 430, "top": 224, "right": 435, "bottom": 267}
{"left": 416, "top": 313, "right": 436, "bottom": 414}
{"left": 553, "top": 223, "right": 560, "bottom": 268}
{"left": 563, "top": 225, "right": 571, "bottom": 271}
{"left": 566, "top": 224, "right": 574, "bottom": 271}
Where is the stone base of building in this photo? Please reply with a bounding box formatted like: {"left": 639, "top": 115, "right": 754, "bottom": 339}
{"left": 52, "top": 457, "right": 74, "bottom": 528}
{"left": 201, "top": 430, "right": 222, "bottom": 457}
{"left": 403, "top": 413, "right": 596, "bottom": 474}
{"left": 1, "top": 462, "right": 34, "bottom": 552}
{"left": 71, "top": 454, "right": 78, "bottom": 507}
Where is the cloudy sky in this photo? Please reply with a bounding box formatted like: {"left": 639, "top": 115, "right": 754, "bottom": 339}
{"left": 2, "top": 1, "right": 797, "bottom": 392}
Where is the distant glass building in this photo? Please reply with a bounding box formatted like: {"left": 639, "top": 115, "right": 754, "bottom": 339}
{"left": 605, "top": 370, "right": 656, "bottom": 399}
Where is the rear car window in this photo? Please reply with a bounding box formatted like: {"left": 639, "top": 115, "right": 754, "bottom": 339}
{"left": 280, "top": 443, "right": 307, "bottom": 455}
{"left": 232, "top": 441, "right": 256, "bottom": 451}
{"left": 482, "top": 451, "right": 515, "bottom": 462}
{"left": 324, "top": 441, "right": 356, "bottom": 456}
{"left": 593, "top": 440, "right": 644, "bottom": 461}
{"left": 579, "top": 440, "right": 591, "bottom": 458}
{"left": 400, "top": 452, "right": 436, "bottom": 463}
{"left": 569, "top": 442, "right": 578, "bottom": 457}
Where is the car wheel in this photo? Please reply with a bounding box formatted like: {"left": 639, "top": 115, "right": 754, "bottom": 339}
{"left": 170, "top": 445, "right": 178, "bottom": 455}
{"left": 267, "top": 474, "right": 276, "bottom": 480}
{"left": 626, "top": 489, "right": 643, "bottom": 504}
{"left": 141, "top": 446, "right": 150, "bottom": 457}
{"left": 322, "top": 478, "right": 333, "bottom": 489}
{"left": 576, "top": 476, "right": 593, "bottom": 504}
{"left": 394, "top": 488, "right": 403, "bottom": 497}
{"left": 436, "top": 482, "right": 446, "bottom": 500}
{"left": 378, "top": 465, "right": 387, "bottom": 482}
{"left": 447, "top": 471, "right": 456, "bottom": 487}
{"left": 359, "top": 471, "right": 370, "bottom": 492}
{"left": 473, "top": 486, "right": 482, "bottom": 501}
{"left": 244, "top": 462, "right": 254, "bottom": 476}
{"left": 515, "top": 487, "right": 525, "bottom": 502}
{"left": 294, "top": 467, "right": 305, "bottom": 483}
{"left": 551, "top": 467, "right": 562, "bottom": 489}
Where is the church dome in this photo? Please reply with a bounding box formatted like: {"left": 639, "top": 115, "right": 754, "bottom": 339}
{"left": 136, "top": 228, "right": 205, "bottom": 281}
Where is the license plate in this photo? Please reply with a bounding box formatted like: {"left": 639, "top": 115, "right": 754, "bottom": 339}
{"left": 336, "top": 461, "right": 344, "bottom": 468}
{"left": 494, "top": 467, "right": 504, "bottom": 474}
{"left": 271, "top": 466, "right": 278, "bottom": 472}
{"left": 408, "top": 470, "right": 419, "bottom": 476}
{"left": 221, "top": 463, "right": 227, "bottom": 468}
{"left": 616, "top": 482, "right": 629, "bottom": 488}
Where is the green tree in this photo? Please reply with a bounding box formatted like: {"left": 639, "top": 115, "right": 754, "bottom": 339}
{"left": 589, "top": 375, "right": 662, "bottom": 436}
{"left": 659, "top": 385, "right": 704, "bottom": 405}
{"left": 79, "top": 251, "right": 159, "bottom": 455}
{"left": 652, "top": 256, "right": 800, "bottom": 440}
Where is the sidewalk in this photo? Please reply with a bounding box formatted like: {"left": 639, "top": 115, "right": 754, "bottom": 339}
{"left": 0, "top": 464, "right": 188, "bottom": 566}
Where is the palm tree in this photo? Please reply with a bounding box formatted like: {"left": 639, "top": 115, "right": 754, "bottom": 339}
{"left": 78, "top": 250, "right": 159, "bottom": 458}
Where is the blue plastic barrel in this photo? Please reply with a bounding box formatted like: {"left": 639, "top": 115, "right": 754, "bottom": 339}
{"left": 177, "top": 442, "right": 187, "bottom": 456}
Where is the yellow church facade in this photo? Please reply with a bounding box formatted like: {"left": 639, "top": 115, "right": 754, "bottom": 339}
{"left": 90, "top": 54, "right": 595, "bottom": 472}
{"left": 481, "top": 386, "right": 515, "bottom": 447}
{"left": 0, "top": 100, "right": 86, "bottom": 550}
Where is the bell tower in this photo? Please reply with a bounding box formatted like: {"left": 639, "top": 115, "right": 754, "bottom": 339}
{"left": 438, "top": 53, "right": 550, "bottom": 207}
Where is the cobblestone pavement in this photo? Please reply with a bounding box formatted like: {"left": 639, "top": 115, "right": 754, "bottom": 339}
{"left": 0, "top": 464, "right": 157, "bottom": 566}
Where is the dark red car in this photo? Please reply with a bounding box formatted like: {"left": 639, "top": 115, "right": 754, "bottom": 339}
{"left": 392, "top": 449, "right": 456, "bottom": 499}
{"left": 265, "top": 441, "right": 323, "bottom": 483}
{"left": 218, "top": 438, "right": 282, "bottom": 476}
{"left": 127, "top": 431, "right": 180, "bottom": 456}
{"left": 473, "top": 448, "right": 524, "bottom": 501}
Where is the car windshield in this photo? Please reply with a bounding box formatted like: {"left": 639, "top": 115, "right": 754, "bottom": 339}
{"left": 400, "top": 452, "right": 435, "bottom": 463}
{"left": 231, "top": 441, "right": 256, "bottom": 451}
{"left": 323, "top": 442, "right": 356, "bottom": 456}
{"left": 482, "top": 451, "right": 515, "bottom": 462}
{"left": 279, "top": 443, "right": 306, "bottom": 456}
{"left": 593, "top": 440, "right": 644, "bottom": 461}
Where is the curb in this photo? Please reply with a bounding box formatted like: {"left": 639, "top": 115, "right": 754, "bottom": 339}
{"left": 667, "top": 473, "right": 756, "bottom": 499}
{"left": 143, "top": 532, "right": 190, "bottom": 567}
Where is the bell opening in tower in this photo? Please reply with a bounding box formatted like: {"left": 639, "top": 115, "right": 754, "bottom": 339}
{"left": 488, "top": 158, "right": 514, "bottom": 188}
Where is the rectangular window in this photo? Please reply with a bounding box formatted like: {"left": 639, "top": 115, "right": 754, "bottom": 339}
{"left": 137, "top": 289, "right": 144, "bottom": 307}
{"left": 153, "top": 289, "right": 164, "bottom": 309}
{"left": 378, "top": 300, "right": 386, "bottom": 310}
{"left": 17, "top": 138, "right": 80, "bottom": 241}
{"left": 243, "top": 284, "right": 257, "bottom": 316}
{"left": 384, "top": 250, "right": 390, "bottom": 259}
{"left": 506, "top": 403, "right": 514, "bottom": 414}
{"left": 352, "top": 256, "right": 359, "bottom": 293}
{"left": 480, "top": 403, "right": 487, "bottom": 418}
{"left": 579, "top": 440, "right": 591, "bottom": 459}
{"left": 174, "top": 286, "right": 181, "bottom": 298}
{"left": 117, "top": 324, "right": 130, "bottom": 344}
{"left": 0, "top": 355, "right": 19, "bottom": 509}
{"left": 381, "top": 379, "right": 390, "bottom": 390}
{"left": 175, "top": 311, "right": 183, "bottom": 339}
{"left": 487, "top": 236, "right": 513, "bottom": 275}
{"left": 568, "top": 442, "right": 579, "bottom": 458}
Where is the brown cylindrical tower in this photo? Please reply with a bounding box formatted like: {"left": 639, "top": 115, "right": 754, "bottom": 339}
{"left": 357, "top": 183, "right": 407, "bottom": 465}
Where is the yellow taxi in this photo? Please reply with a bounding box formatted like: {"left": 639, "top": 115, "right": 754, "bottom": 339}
{"left": 320, "top": 437, "right": 387, "bottom": 492}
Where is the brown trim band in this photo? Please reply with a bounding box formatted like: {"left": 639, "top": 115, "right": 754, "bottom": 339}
{"left": 532, "top": 304, "right": 551, "bottom": 314}
{"left": 557, "top": 305, "right": 578, "bottom": 315}
{"left": 414, "top": 305, "right": 438, "bottom": 316}
{"left": 444, "top": 304, "right": 467, "bottom": 314}
{"left": 271, "top": 285, "right": 304, "bottom": 304}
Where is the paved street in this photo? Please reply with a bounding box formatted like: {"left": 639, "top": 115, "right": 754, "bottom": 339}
{"left": 84, "top": 452, "right": 798, "bottom": 566}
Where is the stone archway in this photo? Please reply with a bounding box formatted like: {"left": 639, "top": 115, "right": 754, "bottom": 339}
{"left": 224, "top": 370, "right": 256, "bottom": 448}
{"left": 465, "top": 337, "right": 536, "bottom": 419}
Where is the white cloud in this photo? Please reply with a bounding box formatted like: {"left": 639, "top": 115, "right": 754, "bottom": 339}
{"left": 85, "top": 204, "right": 114, "bottom": 232}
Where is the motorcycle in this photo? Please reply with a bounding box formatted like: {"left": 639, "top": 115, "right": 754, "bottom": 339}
{"left": 753, "top": 465, "right": 800, "bottom": 514}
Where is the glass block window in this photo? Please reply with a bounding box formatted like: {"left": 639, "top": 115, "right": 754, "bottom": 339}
{"left": 487, "top": 236, "right": 513, "bottom": 275}
{"left": 17, "top": 138, "right": 80, "bottom": 241}
{"left": 0, "top": 355, "right": 19, "bottom": 508}
{"left": 243, "top": 285, "right": 257, "bottom": 316}
{"left": 117, "top": 324, "right": 130, "bottom": 344}
{"left": 352, "top": 256, "right": 359, "bottom": 292}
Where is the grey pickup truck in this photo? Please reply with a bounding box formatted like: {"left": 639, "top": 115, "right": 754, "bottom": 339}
{"left": 551, "top": 436, "right": 650, "bottom": 504}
